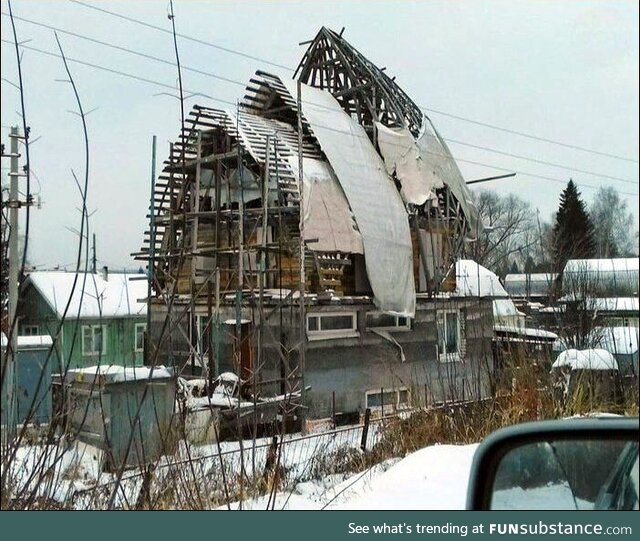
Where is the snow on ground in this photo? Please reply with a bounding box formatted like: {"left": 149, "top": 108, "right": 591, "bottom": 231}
{"left": 7, "top": 415, "right": 483, "bottom": 511}
{"left": 222, "top": 444, "right": 478, "bottom": 510}
{"left": 336, "top": 444, "right": 478, "bottom": 510}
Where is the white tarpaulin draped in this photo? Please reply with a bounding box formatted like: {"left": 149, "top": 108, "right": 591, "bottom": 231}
{"left": 376, "top": 116, "right": 481, "bottom": 238}
{"left": 283, "top": 80, "right": 415, "bottom": 316}
{"left": 375, "top": 123, "right": 443, "bottom": 205}
{"left": 419, "top": 116, "right": 480, "bottom": 238}
{"left": 287, "top": 157, "right": 364, "bottom": 254}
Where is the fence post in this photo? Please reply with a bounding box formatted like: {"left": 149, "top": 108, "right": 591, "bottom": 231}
{"left": 331, "top": 391, "right": 336, "bottom": 428}
{"left": 360, "top": 408, "right": 371, "bottom": 452}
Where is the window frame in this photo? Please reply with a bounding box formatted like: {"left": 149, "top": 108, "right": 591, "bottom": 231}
{"left": 365, "top": 387, "right": 410, "bottom": 414}
{"left": 20, "top": 324, "right": 40, "bottom": 336}
{"left": 306, "top": 311, "right": 358, "bottom": 341}
{"left": 365, "top": 311, "right": 411, "bottom": 332}
{"left": 134, "top": 322, "right": 147, "bottom": 353}
{"left": 82, "top": 324, "right": 107, "bottom": 356}
{"left": 438, "top": 310, "right": 462, "bottom": 363}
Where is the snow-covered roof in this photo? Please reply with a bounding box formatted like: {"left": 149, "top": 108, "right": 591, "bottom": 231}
{"left": 455, "top": 260, "right": 508, "bottom": 298}
{"left": 26, "top": 271, "right": 147, "bottom": 319}
{"left": 1, "top": 333, "right": 53, "bottom": 349}
{"left": 552, "top": 349, "right": 618, "bottom": 371}
{"left": 494, "top": 325, "right": 558, "bottom": 340}
{"left": 504, "top": 273, "right": 557, "bottom": 297}
{"left": 562, "top": 258, "right": 639, "bottom": 296}
{"left": 493, "top": 298, "right": 523, "bottom": 317}
{"left": 557, "top": 296, "right": 639, "bottom": 312}
{"left": 564, "top": 258, "right": 639, "bottom": 274}
{"left": 66, "top": 364, "right": 173, "bottom": 383}
{"left": 588, "top": 326, "right": 639, "bottom": 356}
{"left": 506, "top": 273, "right": 557, "bottom": 283}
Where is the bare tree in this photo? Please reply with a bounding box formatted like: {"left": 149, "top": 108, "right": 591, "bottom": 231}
{"left": 589, "top": 186, "right": 638, "bottom": 258}
{"left": 470, "top": 190, "right": 542, "bottom": 277}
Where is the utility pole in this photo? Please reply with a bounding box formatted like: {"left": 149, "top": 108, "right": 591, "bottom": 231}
{"left": 296, "top": 81, "right": 307, "bottom": 434}
{"left": 145, "top": 135, "right": 157, "bottom": 366}
{"left": 91, "top": 232, "right": 97, "bottom": 274}
{"left": 2, "top": 126, "right": 25, "bottom": 443}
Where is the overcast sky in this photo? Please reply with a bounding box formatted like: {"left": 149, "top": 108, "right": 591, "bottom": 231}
{"left": 1, "top": 0, "right": 638, "bottom": 270}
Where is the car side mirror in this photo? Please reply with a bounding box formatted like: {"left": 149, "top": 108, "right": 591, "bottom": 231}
{"left": 466, "top": 417, "right": 639, "bottom": 510}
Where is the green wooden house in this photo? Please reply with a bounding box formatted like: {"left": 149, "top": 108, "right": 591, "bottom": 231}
{"left": 18, "top": 269, "right": 148, "bottom": 370}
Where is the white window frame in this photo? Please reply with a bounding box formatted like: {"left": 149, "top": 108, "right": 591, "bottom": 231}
{"left": 365, "top": 311, "right": 411, "bottom": 332}
{"left": 21, "top": 324, "right": 40, "bottom": 336}
{"left": 134, "top": 322, "right": 146, "bottom": 353}
{"left": 438, "top": 310, "right": 462, "bottom": 363}
{"left": 82, "top": 324, "right": 107, "bottom": 356}
{"left": 306, "top": 311, "right": 358, "bottom": 341}
{"left": 365, "top": 387, "right": 410, "bottom": 414}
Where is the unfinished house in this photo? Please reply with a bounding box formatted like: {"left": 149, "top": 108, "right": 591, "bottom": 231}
{"left": 135, "top": 28, "right": 496, "bottom": 424}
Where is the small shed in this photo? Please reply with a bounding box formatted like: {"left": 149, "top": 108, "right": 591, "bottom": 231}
{"left": 63, "top": 365, "right": 176, "bottom": 470}
{"left": 1, "top": 334, "right": 54, "bottom": 427}
{"left": 551, "top": 349, "right": 621, "bottom": 405}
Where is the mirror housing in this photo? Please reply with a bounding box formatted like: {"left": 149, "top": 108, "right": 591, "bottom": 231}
{"left": 466, "top": 417, "right": 639, "bottom": 510}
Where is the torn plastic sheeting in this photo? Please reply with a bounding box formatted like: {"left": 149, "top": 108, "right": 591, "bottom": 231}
{"left": 287, "top": 156, "right": 364, "bottom": 254}
{"left": 418, "top": 116, "right": 481, "bottom": 239}
{"left": 284, "top": 80, "right": 415, "bottom": 316}
{"left": 370, "top": 328, "right": 406, "bottom": 363}
{"left": 375, "top": 122, "right": 443, "bottom": 205}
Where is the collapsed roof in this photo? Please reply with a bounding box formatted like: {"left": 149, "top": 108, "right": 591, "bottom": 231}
{"left": 140, "top": 28, "right": 481, "bottom": 317}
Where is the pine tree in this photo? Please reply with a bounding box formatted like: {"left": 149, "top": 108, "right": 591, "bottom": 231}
{"left": 552, "top": 180, "right": 595, "bottom": 272}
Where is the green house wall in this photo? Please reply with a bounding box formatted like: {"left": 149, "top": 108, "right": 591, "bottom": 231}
{"left": 19, "top": 283, "right": 145, "bottom": 370}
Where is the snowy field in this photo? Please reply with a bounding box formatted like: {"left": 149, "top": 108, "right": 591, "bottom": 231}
{"left": 5, "top": 429, "right": 480, "bottom": 510}
{"left": 223, "top": 443, "right": 480, "bottom": 510}
{"left": 6, "top": 420, "right": 610, "bottom": 510}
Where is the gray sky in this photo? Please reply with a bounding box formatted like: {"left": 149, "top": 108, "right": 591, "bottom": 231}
{"left": 2, "top": 0, "right": 638, "bottom": 270}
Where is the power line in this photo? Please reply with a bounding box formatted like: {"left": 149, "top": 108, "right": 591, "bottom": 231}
{"left": 445, "top": 138, "right": 636, "bottom": 185}
{"left": 0, "top": 38, "right": 232, "bottom": 107}
{"left": 1, "top": 11, "right": 246, "bottom": 89}
{"left": 3, "top": 12, "right": 636, "bottom": 187}
{"left": 66, "top": 0, "right": 639, "bottom": 165}
{"left": 1, "top": 39, "right": 637, "bottom": 199}
{"left": 422, "top": 107, "right": 639, "bottom": 164}
{"left": 68, "top": 0, "right": 291, "bottom": 71}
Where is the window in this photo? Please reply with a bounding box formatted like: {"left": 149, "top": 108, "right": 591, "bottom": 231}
{"left": 306, "top": 312, "right": 358, "bottom": 340}
{"left": 20, "top": 324, "right": 40, "bottom": 336}
{"left": 438, "top": 310, "right": 461, "bottom": 362}
{"left": 134, "top": 323, "right": 146, "bottom": 353}
{"left": 82, "top": 325, "right": 106, "bottom": 356}
{"left": 365, "top": 388, "right": 410, "bottom": 413}
{"left": 366, "top": 312, "right": 410, "bottom": 331}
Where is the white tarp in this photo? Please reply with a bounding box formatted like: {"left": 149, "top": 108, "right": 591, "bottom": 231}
{"left": 375, "top": 117, "right": 480, "bottom": 237}
{"left": 287, "top": 157, "right": 364, "bottom": 254}
{"left": 420, "top": 116, "right": 480, "bottom": 237}
{"left": 375, "top": 123, "right": 443, "bottom": 205}
{"left": 284, "top": 80, "right": 415, "bottom": 316}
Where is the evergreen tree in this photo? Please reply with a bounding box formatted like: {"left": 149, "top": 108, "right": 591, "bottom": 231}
{"left": 552, "top": 180, "right": 595, "bottom": 273}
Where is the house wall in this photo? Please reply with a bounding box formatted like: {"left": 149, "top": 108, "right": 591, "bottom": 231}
{"left": 61, "top": 317, "right": 144, "bottom": 368}
{"left": 18, "top": 284, "right": 145, "bottom": 370}
{"left": 150, "top": 296, "right": 495, "bottom": 420}
{"left": 299, "top": 298, "right": 494, "bottom": 418}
